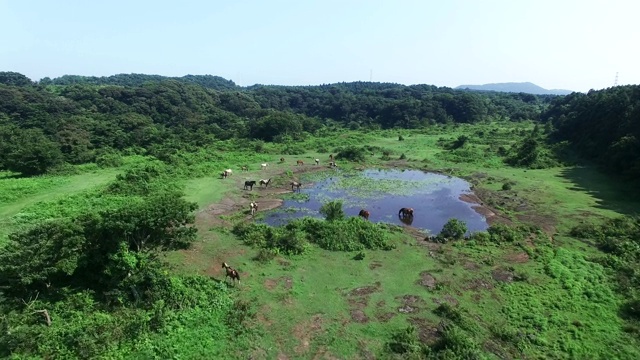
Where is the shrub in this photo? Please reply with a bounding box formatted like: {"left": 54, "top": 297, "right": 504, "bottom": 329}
{"left": 502, "top": 182, "right": 513, "bottom": 191}
{"left": 437, "top": 219, "right": 468, "bottom": 241}
{"left": 399, "top": 153, "right": 407, "bottom": 160}
{"left": 336, "top": 146, "right": 367, "bottom": 162}
{"left": 96, "top": 153, "right": 124, "bottom": 168}
{"left": 319, "top": 200, "right": 345, "bottom": 222}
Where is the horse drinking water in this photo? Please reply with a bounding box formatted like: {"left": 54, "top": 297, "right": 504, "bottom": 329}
{"left": 222, "top": 262, "right": 240, "bottom": 285}
{"left": 398, "top": 207, "right": 414, "bottom": 218}
{"left": 244, "top": 180, "right": 256, "bottom": 190}
{"left": 358, "top": 209, "right": 370, "bottom": 220}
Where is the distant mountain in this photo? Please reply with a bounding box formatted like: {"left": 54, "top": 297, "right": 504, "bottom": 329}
{"left": 456, "top": 82, "right": 573, "bottom": 95}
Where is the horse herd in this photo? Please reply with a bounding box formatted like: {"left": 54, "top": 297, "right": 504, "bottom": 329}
{"left": 221, "top": 156, "right": 337, "bottom": 179}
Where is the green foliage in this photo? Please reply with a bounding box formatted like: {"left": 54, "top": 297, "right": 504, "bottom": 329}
{"left": 319, "top": 200, "right": 346, "bottom": 221}
{"left": 386, "top": 325, "right": 429, "bottom": 356}
{"left": 502, "top": 182, "right": 513, "bottom": 190}
{"left": 3, "top": 128, "right": 64, "bottom": 176}
{"left": 233, "top": 216, "right": 395, "bottom": 253}
{"left": 336, "top": 145, "right": 367, "bottom": 162}
{"left": 434, "top": 219, "right": 467, "bottom": 242}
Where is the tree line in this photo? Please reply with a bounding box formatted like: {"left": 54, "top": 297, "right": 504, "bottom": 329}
{"left": 0, "top": 71, "right": 560, "bottom": 176}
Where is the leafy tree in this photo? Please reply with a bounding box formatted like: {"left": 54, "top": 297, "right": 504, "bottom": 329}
{"left": 319, "top": 201, "right": 345, "bottom": 222}
{"left": 3, "top": 128, "right": 64, "bottom": 176}
{"left": 437, "top": 218, "right": 468, "bottom": 241}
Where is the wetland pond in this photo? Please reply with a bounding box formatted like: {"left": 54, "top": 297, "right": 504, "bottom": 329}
{"left": 262, "top": 169, "right": 488, "bottom": 235}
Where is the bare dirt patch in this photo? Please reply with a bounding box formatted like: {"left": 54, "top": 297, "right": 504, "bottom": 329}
{"left": 492, "top": 268, "right": 515, "bottom": 283}
{"left": 348, "top": 282, "right": 381, "bottom": 297}
{"left": 463, "top": 260, "right": 481, "bottom": 270}
{"left": 396, "top": 295, "right": 426, "bottom": 314}
{"left": 418, "top": 271, "right": 437, "bottom": 290}
{"left": 293, "top": 314, "right": 324, "bottom": 355}
{"left": 350, "top": 309, "right": 370, "bottom": 323}
{"left": 505, "top": 251, "right": 530, "bottom": 264}
{"left": 368, "top": 261, "right": 382, "bottom": 270}
{"left": 463, "top": 278, "right": 495, "bottom": 291}
{"left": 431, "top": 295, "right": 459, "bottom": 307}
{"left": 408, "top": 317, "right": 441, "bottom": 345}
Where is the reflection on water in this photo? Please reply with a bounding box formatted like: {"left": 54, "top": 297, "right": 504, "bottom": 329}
{"left": 261, "top": 169, "right": 488, "bottom": 235}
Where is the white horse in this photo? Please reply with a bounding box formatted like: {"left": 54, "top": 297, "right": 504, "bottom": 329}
{"left": 250, "top": 201, "right": 258, "bottom": 216}
{"left": 261, "top": 163, "right": 268, "bottom": 170}
{"left": 314, "top": 158, "right": 320, "bottom": 165}
{"left": 225, "top": 169, "right": 233, "bottom": 176}
{"left": 259, "top": 178, "right": 271, "bottom": 187}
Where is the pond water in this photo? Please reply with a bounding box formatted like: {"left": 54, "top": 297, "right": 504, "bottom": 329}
{"left": 262, "top": 169, "right": 488, "bottom": 235}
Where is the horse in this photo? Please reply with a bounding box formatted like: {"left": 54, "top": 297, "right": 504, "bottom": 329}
{"left": 259, "top": 178, "right": 271, "bottom": 187}
{"left": 225, "top": 169, "right": 233, "bottom": 176}
{"left": 249, "top": 201, "right": 258, "bottom": 216}
{"left": 358, "top": 209, "right": 370, "bottom": 220}
{"left": 329, "top": 154, "right": 334, "bottom": 161}
{"left": 328, "top": 161, "right": 337, "bottom": 168}
{"left": 222, "top": 262, "right": 240, "bottom": 285}
{"left": 296, "top": 160, "right": 304, "bottom": 166}
{"left": 244, "top": 180, "right": 256, "bottom": 190}
{"left": 221, "top": 170, "right": 228, "bottom": 179}
{"left": 280, "top": 157, "right": 285, "bottom": 163}
{"left": 241, "top": 165, "right": 248, "bottom": 172}
{"left": 314, "top": 158, "right": 320, "bottom": 165}
{"left": 398, "top": 207, "right": 414, "bottom": 218}
{"left": 261, "top": 163, "right": 268, "bottom": 170}
{"left": 290, "top": 181, "right": 301, "bottom": 192}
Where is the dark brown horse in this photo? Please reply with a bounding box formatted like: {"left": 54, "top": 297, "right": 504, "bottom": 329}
{"left": 296, "top": 160, "right": 304, "bottom": 166}
{"left": 290, "top": 181, "right": 301, "bottom": 192}
{"left": 222, "top": 262, "right": 240, "bottom": 285}
{"left": 244, "top": 180, "right": 256, "bottom": 190}
{"left": 358, "top": 209, "right": 370, "bottom": 220}
{"left": 398, "top": 207, "right": 414, "bottom": 218}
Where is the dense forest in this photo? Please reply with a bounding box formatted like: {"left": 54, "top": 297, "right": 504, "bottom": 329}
{"left": 1, "top": 71, "right": 554, "bottom": 176}
{"left": 542, "top": 86, "right": 640, "bottom": 179}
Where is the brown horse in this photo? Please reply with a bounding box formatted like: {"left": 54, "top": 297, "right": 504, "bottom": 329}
{"left": 296, "top": 160, "right": 304, "bottom": 166}
{"left": 290, "top": 181, "right": 301, "bottom": 192}
{"left": 398, "top": 207, "right": 414, "bottom": 218}
{"left": 222, "top": 262, "right": 240, "bottom": 285}
{"left": 358, "top": 209, "right": 370, "bottom": 220}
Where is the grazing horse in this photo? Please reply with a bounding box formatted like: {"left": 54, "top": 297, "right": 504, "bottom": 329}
{"left": 358, "top": 209, "right": 370, "bottom": 220}
{"left": 398, "top": 207, "right": 414, "bottom": 218}
{"left": 314, "top": 158, "right": 320, "bottom": 165}
{"left": 296, "top": 160, "right": 304, "bottom": 166}
{"left": 261, "top": 163, "right": 268, "bottom": 170}
{"left": 280, "top": 157, "right": 285, "bottom": 163}
{"left": 259, "top": 178, "right": 271, "bottom": 187}
{"left": 290, "top": 181, "right": 302, "bottom": 192}
{"left": 225, "top": 169, "right": 233, "bottom": 176}
{"left": 241, "top": 165, "right": 248, "bottom": 172}
{"left": 221, "top": 170, "right": 229, "bottom": 179}
{"left": 222, "top": 262, "right": 240, "bottom": 285}
{"left": 244, "top": 180, "right": 256, "bottom": 190}
{"left": 249, "top": 201, "right": 258, "bottom": 216}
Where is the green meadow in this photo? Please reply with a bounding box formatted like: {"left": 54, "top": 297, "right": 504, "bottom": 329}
{"left": 2, "top": 123, "right": 640, "bottom": 359}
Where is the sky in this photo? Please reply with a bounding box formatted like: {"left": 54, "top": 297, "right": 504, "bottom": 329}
{"left": 1, "top": 0, "right": 638, "bottom": 92}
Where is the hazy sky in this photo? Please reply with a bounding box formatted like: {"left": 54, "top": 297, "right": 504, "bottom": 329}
{"left": 1, "top": 0, "right": 638, "bottom": 92}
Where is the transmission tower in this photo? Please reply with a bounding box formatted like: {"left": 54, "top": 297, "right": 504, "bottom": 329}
{"left": 614, "top": 72, "right": 618, "bottom": 86}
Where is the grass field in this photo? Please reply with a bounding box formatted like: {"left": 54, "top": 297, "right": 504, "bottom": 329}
{"left": 2, "top": 124, "right": 640, "bottom": 358}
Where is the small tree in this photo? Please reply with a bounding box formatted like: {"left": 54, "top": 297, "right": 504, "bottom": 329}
{"left": 319, "top": 200, "right": 345, "bottom": 222}
{"left": 438, "top": 219, "right": 468, "bottom": 241}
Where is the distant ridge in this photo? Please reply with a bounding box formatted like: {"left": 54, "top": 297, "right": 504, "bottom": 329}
{"left": 456, "top": 82, "right": 573, "bottom": 95}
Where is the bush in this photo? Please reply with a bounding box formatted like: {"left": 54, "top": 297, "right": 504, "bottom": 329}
{"left": 437, "top": 219, "right": 468, "bottom": 242}
{"left": 336, "top": 146, "right": 367, "bottom": 162}
{"left": 319, "top": 200, "right": 345, "bottom": 222}
{"left": 502, "top": 182, "right": 513, "bottom": 190}
{"left": 96, "top": 153, "right": 124, "bottom": 168}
